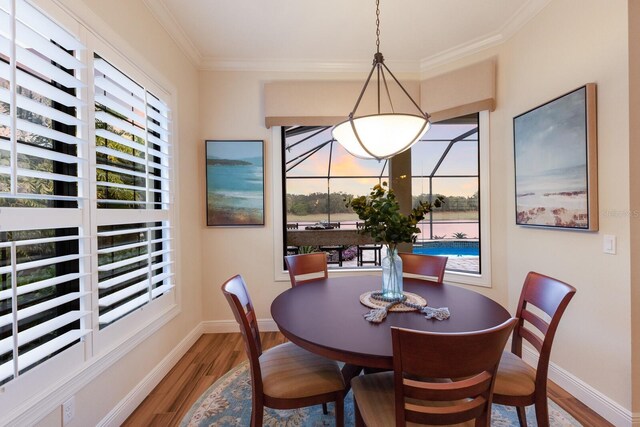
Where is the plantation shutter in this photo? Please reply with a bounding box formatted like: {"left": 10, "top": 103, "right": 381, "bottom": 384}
{"left": 93, "top": 55, "right": 173, "bottom": 328}
{"left": 0, "top": 0, "right": 85, "bottom": 205}
{"left": 0, "top": 0, "right": 89, "bottom": 385}
{"left": 0, "top": 229, "right": 90, "bottom": 384}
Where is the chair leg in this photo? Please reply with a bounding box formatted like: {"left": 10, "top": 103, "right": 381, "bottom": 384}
{"left": 535, "top": 396, "right": 551, "bottom": 427}
{"left": 475, "top": 406, "right": 489, "bottom": 427}
{"left": 250, "top": 399, "right": 263, "bottom": 427}
{"left": 322, "top": 402, "right": 328, "bottom": 414}
{"left": 516, "top": 405, "right": 527, "bottom": 427}
{"left": 335, "top": 394, "right": 344, "bottom": 427}
{"left": 354, "top": 396, "right": 365, "bottom": 427}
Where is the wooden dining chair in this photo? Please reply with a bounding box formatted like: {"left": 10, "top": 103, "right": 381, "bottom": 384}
{"left": 493, "top": 271, "right": 576, "bottom": 427}
{"left": 398, "top": 252, "right": 448, "bottom": 283}
{"left": 351, "top": 318, "right": 517, "bottom": 427}
{"left": 284, "top": 252, "right": 328, "bottom": 286}
{"left": 222, "top": 274, "right": 345, "bottom": 427}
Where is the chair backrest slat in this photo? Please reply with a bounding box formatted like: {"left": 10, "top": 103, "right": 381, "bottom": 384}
{"left": 521, "top": 307, "right": 550, "bottom": 335}
{"left": 398, "top": 252, "right": 448, "bottom": 284}
{"left": 519, "top": 325, "right": 544, "bottom": 353}
{"left": 404, "top": 371, "right": 492, "bottom": 401}
{"left": 405, "top": 396, "right": 488, "bottom": 425}
{"left": 284, "top": 253, "right": 328, "bottom": 286}
{"left": 392, "top": 318, "right": 517, "bottom": 426}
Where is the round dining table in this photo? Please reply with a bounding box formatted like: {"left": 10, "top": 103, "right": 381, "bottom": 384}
{"left": 271, "top": 275, "right": 511, "bottom": 371}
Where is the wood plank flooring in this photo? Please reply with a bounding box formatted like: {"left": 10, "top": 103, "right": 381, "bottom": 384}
{"left": 123, "top": 332, "right": 612, "bottom": 426}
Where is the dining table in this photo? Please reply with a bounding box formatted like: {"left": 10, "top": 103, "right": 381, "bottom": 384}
{"left": 271, "top": 275, "right": 511, "bottom": 375}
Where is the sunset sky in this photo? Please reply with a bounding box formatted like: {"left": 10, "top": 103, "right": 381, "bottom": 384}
{"left": 285, "top": 123, "right": 479, "bottom": 198}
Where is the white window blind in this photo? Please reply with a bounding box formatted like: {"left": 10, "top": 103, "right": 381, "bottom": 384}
{"left": 93, "top": 55, "right": 173, "bottom": 328}
{"left": 0, "top": 0, "right": 91, "bottom": 386}
{"left": 0, "top": 228, "right": 90, "bottom": 385}
{"left": 0, "top": 0, "right": 86, "bottom": 207}
{"left": 96, "top": 222, "right": 173, "bottom": 326}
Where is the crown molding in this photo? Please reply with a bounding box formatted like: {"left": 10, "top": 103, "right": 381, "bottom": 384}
{"left": 419, "top": 0, "right": 552, "bottom": 74}
{"left": 145, "top": 0, "right": 552, "bottom": 74}
{"left": 419, "top": 34, "right": 504, "bottom": 74}
{"left": 142, "top": 0, "right": 202, "bottom": 68}
{"left": 200, "top": 57, "right": 420, "bottom": 74}
{"left": 500, "top": 0, "right": 554, "bottom": 40}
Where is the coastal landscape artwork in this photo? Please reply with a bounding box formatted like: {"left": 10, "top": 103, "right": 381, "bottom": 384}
{"left": 206, "top": 140, "right": 264, "bottom": 226}
{"left": 514, "top": 84, "right": 598, "bottom": 230}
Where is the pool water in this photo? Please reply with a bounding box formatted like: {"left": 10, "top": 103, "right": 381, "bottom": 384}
{"left": 413, "top": 243, "right": 479, "bottom": 258}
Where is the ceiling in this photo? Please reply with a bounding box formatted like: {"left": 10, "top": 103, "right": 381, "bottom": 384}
{"left": 144, "top": 0, "right": 551, "bottom": 73}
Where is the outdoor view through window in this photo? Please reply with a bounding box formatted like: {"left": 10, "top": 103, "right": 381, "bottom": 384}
{"left": 282, "top": 114, "right": 480, "bottom": 274}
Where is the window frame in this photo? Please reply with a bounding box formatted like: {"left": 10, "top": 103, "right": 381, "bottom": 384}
{"left": 273, "top": 110, "right": 491, "bottom": 287}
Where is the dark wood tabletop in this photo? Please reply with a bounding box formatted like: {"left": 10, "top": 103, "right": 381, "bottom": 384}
{"left": 271, "top": 276, "right": 511, "bottom": 370}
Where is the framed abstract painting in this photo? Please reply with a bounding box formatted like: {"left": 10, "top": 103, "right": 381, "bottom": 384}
{"left": 514, "top": 83, "right": 598, "bottom": 230}
{"left": 205, "top": 140, "right": 265, "bottom": 226}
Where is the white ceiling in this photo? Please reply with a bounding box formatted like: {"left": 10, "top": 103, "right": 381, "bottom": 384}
{"left": 144, "top": 0, "right": 551, "bottom": 73}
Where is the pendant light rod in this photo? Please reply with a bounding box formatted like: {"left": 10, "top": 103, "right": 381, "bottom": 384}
{"left": 376, "top": 0, "right": 381, "bottom": 113}
{"left": 375, "top": 0, "right": 381, "bottom": 54}
{"left": 379, "top": 60, "right": 428, "bottom": 117}
{"left": 380, "top": 64, "right": 394, "bottom": 113}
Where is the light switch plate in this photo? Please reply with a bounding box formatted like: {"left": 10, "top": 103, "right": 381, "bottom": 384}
{"left": 603, "top": 235, "right": 616, "bottom": 255}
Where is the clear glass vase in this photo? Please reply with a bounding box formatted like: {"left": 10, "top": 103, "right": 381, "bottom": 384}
{"left": 381, "top": 246, "right": 403, "bottom": 299}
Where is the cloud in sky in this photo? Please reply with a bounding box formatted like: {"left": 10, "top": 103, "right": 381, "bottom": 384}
{"left": 515, "top": 88, "right": 587, "bottom": 177}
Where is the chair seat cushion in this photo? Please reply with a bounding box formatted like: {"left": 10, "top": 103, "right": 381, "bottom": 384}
{"left": 351, "top": 372, "right": 473, "bottom": 427}
{"left": 494, "top": 351, "right": 536, "bottom": 398}
{"left": 259, "top": 342, "right": 345, "bottom": 399}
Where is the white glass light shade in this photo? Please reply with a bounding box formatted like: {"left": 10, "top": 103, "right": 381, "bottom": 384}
{"left": 332, "top": 113, "right": 430, "bottom": 160}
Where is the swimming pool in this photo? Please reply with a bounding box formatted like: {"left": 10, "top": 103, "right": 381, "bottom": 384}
{"left": 413, "top": 241, "right": 479, "bottom": 258}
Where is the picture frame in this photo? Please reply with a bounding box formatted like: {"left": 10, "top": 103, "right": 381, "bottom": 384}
{"left": 513, "top": 83, "right": 598, "bottom": 230}
{"left": 205, "top": 140, "right": 265, "bottom": 226}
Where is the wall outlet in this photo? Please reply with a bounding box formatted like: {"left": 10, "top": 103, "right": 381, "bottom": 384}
{"left": 62, "top": 396, "right": 75, "bottom": 426}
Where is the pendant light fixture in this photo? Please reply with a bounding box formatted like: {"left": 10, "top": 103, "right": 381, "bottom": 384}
{"left": 332, "top": 0, "right": 431, "bottom": 160}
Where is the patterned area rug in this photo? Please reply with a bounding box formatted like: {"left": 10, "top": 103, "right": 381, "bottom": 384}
{"left": 181, "top": 361, "right": 580, "bottom": 426}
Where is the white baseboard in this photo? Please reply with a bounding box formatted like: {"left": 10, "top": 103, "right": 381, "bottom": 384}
{"left": 97, "top": 322, "right": 204, "bottom": 427}
{"left": 201, "top": 318, "right": 279, "bottom": 333}
{"left": 521, "top": 347, "right": 634, "bottom": 426}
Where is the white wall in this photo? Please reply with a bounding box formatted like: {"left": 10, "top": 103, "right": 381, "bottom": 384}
{"left": 27, "top": 0, "right": 204, "bottom": 425}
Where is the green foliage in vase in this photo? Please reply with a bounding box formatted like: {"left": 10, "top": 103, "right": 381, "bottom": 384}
{"left": 346, "top": 182, "right": 443, "bottom": 252}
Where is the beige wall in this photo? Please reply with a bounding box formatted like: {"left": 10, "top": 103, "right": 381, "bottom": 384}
{"left": 30, "top": 0, "right": 203, "bottom": 425}
{"left": 629, "top": 0, "right": 640, "bottom": 414}
{"left": 198, "top": 0, "right": 634, "bottom": 419}
{"left": 499, "top": 0, "right": 631, "bottom": 409}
